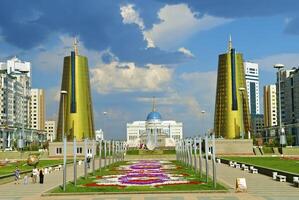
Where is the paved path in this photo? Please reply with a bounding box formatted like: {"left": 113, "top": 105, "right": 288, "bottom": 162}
{"left": 0, "top": 158, "right": 103, "bottom": 200}
{"left": 0, "top": 157, "right": 298, "bottom": 200}
{"left": 201, "top": 159, "right": 299, "bottom": 200}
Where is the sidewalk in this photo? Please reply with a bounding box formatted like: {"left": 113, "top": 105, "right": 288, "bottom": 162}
{"left": 0, "top": 158, "right": 102, "bottom": 200}
{"left": 202, "top": 158, "right": 299, "bottom": 199}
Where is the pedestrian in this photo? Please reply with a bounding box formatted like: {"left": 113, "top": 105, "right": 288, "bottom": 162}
{"left": 14, "top": 167, "right": 20, "bottom": 184}
{"left": 87, "top": 156, "right": 91, "bottom": 168}
{"left": 32, "top": 167, "right": 38, "bottom": 183}
{"left": 23, "top": 175, "right": 28, "bottom": 185}
{"left": 39, "top": 169, "right": 44, "bottom": 184}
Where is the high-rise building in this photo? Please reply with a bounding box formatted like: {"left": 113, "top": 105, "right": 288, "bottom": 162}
{"left": 0, "top": 57, "right": 45, "bottom": 149}
{"left": 251, "top": 114, "right": 264, "bottom": 136}
{"left": 31, "top": 89, "right": 45, "bottom": 130}
{"left": 0, "top": 57, "right": 31, "bottom": 128}
{"left": 57, "top": 39, "right": 95, "bottom": 141}
{"left": 45, "top": 120, "right": 56, "bottom": 142}
{"left": 276, "top": 69, "right": 295, "bottom": 126}
{"left": 277, "top": 68, "right": 299, "bottom": 145}
{"left": 244, "top": 62, "right": 260, "bottom": 114}
{"left": 263, "top": 85, "right": 277, "bottom": 128}
{"left": 214, "top": 37, "right": 251, "bottom": 139}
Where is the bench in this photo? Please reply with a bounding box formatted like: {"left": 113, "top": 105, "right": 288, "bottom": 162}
{"left": 249, "top": 166, "right": 258, "bottom": 174}
{"left": 276, "top": 175, "right": 286, "bottom": 182}
{"left": 243, "top": 166, "right": 249, "bottom": 171}
{"left": 229, "top": 161, "right": 234, "bottom": 167}
{"left": 273, "top": 172, "right": 278, "bottom": 180}
{"left": 293, "top": 177, "right": 299, "bottom": 187}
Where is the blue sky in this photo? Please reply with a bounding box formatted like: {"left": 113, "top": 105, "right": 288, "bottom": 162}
{"left": 1, "top": 0, "right": 299, "bottom": 139}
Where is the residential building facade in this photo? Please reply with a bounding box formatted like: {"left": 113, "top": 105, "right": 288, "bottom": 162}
{"left": 244, "top": 61, "right": 260, "bottom": 114}
{"left": 45, "top": 120, "right": 56, "bottom": 142}
{"left": 31, "top": 89, "right": 45, "bottom": 131}
{"left": 278, "top": 68, "right": 299, "bottom": 145}
{"left": 0, "top": 57, "right": 45, "bottom": 149}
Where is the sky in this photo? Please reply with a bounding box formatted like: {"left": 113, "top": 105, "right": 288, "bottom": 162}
{"left": 1, "top": 0, "right": 299, "bottom": 139}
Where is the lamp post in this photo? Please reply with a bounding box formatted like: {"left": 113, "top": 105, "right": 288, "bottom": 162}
{"left": 205, "top": 135, "right": 209, "bottom": 183}
{"left": 274, "top": 64, "right": 285, "bottom": 146}
{"left": 60, "top": 90, "right": 67, "bottom": 191}
{"left": 102, "top": 111, "right": 108, "bottom": 141}
{"left": 201, "top": 111, "right": 206, "bottom": 136}
{"left": 239, "top": 87, "right": 245, "bottom": 139}
{"left": 73, "top": 136, "right": 77, "bottom": 186}
{"left": 99, "top": 140, "right": 102, "bottom": 172}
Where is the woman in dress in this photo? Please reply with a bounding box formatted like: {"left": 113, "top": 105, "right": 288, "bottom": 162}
{"left": 39, "top": 169, "right": 44, "bottom": 184}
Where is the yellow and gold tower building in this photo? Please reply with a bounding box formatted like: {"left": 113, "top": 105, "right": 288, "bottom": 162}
{"left": 214, "top": 37, "right": 251, "bottom": 139}
{"left": 57, "top": 39, "right": 95, "bottom": 141}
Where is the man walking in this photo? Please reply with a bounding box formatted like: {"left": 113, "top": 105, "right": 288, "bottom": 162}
{"left": 14, "top": 167, "right": 20, "bottom": 184}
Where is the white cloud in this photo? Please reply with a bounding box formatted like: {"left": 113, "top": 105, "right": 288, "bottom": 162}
{"left": 137, "top": 70, "right": 217, "bottom": 120}
{"left": 90, "top": 61, "right": 173, "bottom": 94}
{"left": 33, "top": 35, "right": 102, "bottom": 71}
{"left": 120, "top": 4, "right": 144, "bottom": 29}
{"left": 120, "top": 4, "right": 155, "bottom": 48}
{"left": 137, "top": 93, "right": 205, "bottom": 119}
{"left": 253, "top": 53, "right": 299, "bottom": 71}
{"left": 144, "top": 4, "right": 232, "bottom": 50}
{"left": 178, "top": 47, "right": 194, "bottom": 58}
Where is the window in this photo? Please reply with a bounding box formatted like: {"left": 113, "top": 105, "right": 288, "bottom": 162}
{"left": 56, "top": 147, "right": 62, "bottom": 155}
{"left": 77, "top": 147, "right": 82, "bottom": 154}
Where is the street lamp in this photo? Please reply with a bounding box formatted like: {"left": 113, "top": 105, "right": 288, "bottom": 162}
{"left": 60, "top": 90, "right": 67, "bottom": 191}
{"left": 273, "top": 64, "right": 285, "bottom": 146}
{"left": 102, "top": 111, "right": 108, "bottom": 140}
{"left": 201, "top": 110, "right": 206, "bottom": 136}
{"left": 239, "top": 87, "right": 245, "bottom": 139}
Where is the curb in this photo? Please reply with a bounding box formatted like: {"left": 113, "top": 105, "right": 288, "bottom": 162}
{"left": 42, "top": 189, "right": 229, "bottom": 196}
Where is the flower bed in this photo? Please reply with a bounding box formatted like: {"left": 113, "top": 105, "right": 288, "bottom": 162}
{"left": 84, "top": 160, "right": 202, "bottom": 188}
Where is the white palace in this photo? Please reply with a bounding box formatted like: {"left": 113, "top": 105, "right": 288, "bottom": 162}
{"left": 126, "top": 98, "right": 183, "bottom": 149}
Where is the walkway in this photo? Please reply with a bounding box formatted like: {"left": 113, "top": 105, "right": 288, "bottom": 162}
{"left": 0, "top": 158, "right": 101, "bottom": 200}
{"left": 0, "top": 157, "right": 298, "bottom": 200}
{"left": 203, "top": 160, "right": 299, "bottom": 200}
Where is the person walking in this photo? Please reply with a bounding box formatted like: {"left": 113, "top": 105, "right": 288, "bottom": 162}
{"left": 14, "top": 167, "right": 20, "bottom": 184}
{"left": 32, "top": 167, "right": 38, "bottom": 183}
{"left": 39, "top": 169, "right": 44, "bottom": 184}
{"left": 23, "top": 175, "right": 28, "bottom": 185}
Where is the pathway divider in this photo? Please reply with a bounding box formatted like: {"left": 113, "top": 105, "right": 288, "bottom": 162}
{"left": 61, "top": 138, "right": 126, "bottom": 191}
{"left": 175, "top": 135, "right": 217, "bottom": 188}
{"left": 73, "top": 137, "right": 77, "bottom": 186}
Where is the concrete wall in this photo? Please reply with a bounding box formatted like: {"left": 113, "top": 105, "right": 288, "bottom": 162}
{"left": 214, "top": 139, "right": 254, "bottom": 155}
{"left": 48, "top": 142, "right": 96, "bottom": 158}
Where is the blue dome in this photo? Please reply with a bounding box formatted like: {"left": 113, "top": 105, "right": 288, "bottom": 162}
{"left": 146, "top": 111, "right": 162, "bottom": 121}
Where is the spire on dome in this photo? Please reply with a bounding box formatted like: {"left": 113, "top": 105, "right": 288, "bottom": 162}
{"left": 152, "top": 96, "right": 156, "bottom": 112}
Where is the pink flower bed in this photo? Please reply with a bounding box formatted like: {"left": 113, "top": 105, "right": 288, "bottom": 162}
{"left": 85, "top": 160, "right": 202, "bottom": 187}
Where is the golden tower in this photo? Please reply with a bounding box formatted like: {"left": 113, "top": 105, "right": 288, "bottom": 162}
{"left": 57, "top": 39, "right": 95, "bottom": 141}
{"left": 214, "top": 36, "right": 251, "bottom": 139}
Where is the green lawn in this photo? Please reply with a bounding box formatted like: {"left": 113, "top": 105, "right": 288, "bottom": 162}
{"left": 222, "top": 157, "right": 299, "bottom": 174}
{"left": 51, "top": 160, "right": 226, "bottom": 193}
{"left": 0, "top": 160, "right": 67, "bottom": 176}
